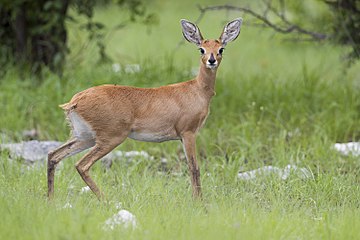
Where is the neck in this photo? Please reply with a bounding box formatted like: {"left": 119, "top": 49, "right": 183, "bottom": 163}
{"left": 196, "top": 63, "right": 217, "bottom": 97}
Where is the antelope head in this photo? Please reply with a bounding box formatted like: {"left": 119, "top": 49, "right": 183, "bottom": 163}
{"left": 181, "top": 18, "right": 242, "bottom": 70}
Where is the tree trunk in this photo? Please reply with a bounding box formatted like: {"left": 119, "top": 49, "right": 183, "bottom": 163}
{"left": 30, "top": 0, "right": 70, "bottom": 74}
{"left": 14, "top": 3, "right": 27, "bottom": 62}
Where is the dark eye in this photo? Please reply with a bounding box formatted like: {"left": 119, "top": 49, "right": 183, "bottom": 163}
{"left": 219, "top": 48, "right": 225, "bottom": 55}
{"left": 199, "top": 48, "right": 205, "bottom": 55}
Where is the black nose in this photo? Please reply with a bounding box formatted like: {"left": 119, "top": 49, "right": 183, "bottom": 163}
{"left": 208, "top": 54, "right": 216, "bottom": 64}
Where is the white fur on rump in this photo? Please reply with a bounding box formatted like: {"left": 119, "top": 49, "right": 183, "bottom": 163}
{"left": 68, "top": 111, "right": 96, "bottom": 141}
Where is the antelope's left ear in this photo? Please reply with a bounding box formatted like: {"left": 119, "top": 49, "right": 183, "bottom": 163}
{"left": 219, "top": 18, "right": 243, "bottom": 46}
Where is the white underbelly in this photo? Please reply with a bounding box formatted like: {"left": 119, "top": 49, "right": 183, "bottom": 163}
{"left": 128, "top": 131, "right": 180, "bottom": 143}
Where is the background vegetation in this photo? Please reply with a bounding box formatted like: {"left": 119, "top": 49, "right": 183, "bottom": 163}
{"left": 1, "top": 0, "right": 360, "bottom": 239}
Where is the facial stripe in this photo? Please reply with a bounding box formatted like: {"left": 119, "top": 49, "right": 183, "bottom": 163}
{"left": 209, "top": 53, "right": 215, "bottom": 63}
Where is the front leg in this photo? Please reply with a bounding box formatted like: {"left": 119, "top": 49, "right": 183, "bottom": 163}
{"left": 181, "top": 132, "right": 202, "bottom": 199}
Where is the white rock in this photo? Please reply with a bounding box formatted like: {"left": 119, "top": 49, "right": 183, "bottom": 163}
{"left": 333, "top": 142, "right": 360, "bottom": 156}
{"left": 281, "top": 164, "right": 312, "bottom": 180}
{"left": 103, "top": 210, "right": 137, "bottom": 230}
{"left": 122, "top": 150, "right": 151, "bottom": 159}
{"left": 80, "top": 186, "right": 91, "bottom": 194}
{"left": 115, "top": 202, "right": 123, "bottom": 210}
{"left": 0, "top": 140, "right": 62, "bottom": 164}
{"left": 62, "top": 202, "right": 73, "bottom": 209}
{"left": 112, "top": 63, "right": 140, "bottom": 74}
{"left": 238, "top": 164, "right": 312, "bottom": 180}
{"left": 112, "top": 63, "right": 121, "bottom": 73}
{"left": 125, "top": 64, "right": 141, "bottom": 74}
{"left": 102, "top": 150, "right": 153, "bottom": 169}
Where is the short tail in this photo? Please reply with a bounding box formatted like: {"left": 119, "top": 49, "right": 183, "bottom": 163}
{"left": 59, "top": 102, "right": 77, "bottom": 111}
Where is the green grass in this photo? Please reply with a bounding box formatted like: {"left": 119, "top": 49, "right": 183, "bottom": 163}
{"left": 1, "top": 156, "right": 360, "bottom": 239}
{"left": 1, "top": 0, "right": 360, "bottom": 239}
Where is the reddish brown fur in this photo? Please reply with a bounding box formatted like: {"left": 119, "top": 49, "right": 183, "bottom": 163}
{"left": 47, "top": 18, "right": 241, "bottom": 200}
{"left": 64, "top": 65, "right": 218, "bottom": 141}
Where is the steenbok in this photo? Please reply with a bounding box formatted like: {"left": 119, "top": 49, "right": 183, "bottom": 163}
{"left": 48, "top": 18, "right": 242, "bottom": 200}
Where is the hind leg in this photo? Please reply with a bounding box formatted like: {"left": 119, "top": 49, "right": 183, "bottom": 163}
{"left": 75, "top": 134, "right": 129, "bottom": 200}
{"left": 47, "top": 138, "right": 95, "bottom": 199}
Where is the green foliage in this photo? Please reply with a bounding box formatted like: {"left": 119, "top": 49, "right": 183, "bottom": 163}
{"left": 221, "top": 0, "right": 359, "bottom": 61}
{"left": 1, "top": 0, "right": 70, "bottom": 74}
{"left": 272, "top": 0, "right": 360, "bottom": 60}
{"left": 266, "top": 0, "right": 333, "bottom": 34}
{"left": 326, "top": 0, "right": 360, "bottom": 60}
{"left": 0, "top": 0, "right": 158, "bottom": 76}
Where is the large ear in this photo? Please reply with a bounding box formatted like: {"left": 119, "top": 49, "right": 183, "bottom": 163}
{"left": 180, "top": 19, "right": 204, "bottom": 46}
{"left": 219, "top": 18, "right": 243, "bottom": 46}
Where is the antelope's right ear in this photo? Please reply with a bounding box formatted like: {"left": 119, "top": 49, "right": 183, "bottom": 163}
{"left": 180, "top": 19, "right": 204, "bottom": 46}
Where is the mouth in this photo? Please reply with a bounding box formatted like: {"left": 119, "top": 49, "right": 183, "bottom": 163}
{"left": 206, "top": 63, "right": 218, "bottom": 69}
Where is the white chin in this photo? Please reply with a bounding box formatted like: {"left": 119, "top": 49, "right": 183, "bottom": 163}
{"left": 206, "top": 64, "right": 218, "bottom": 69}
